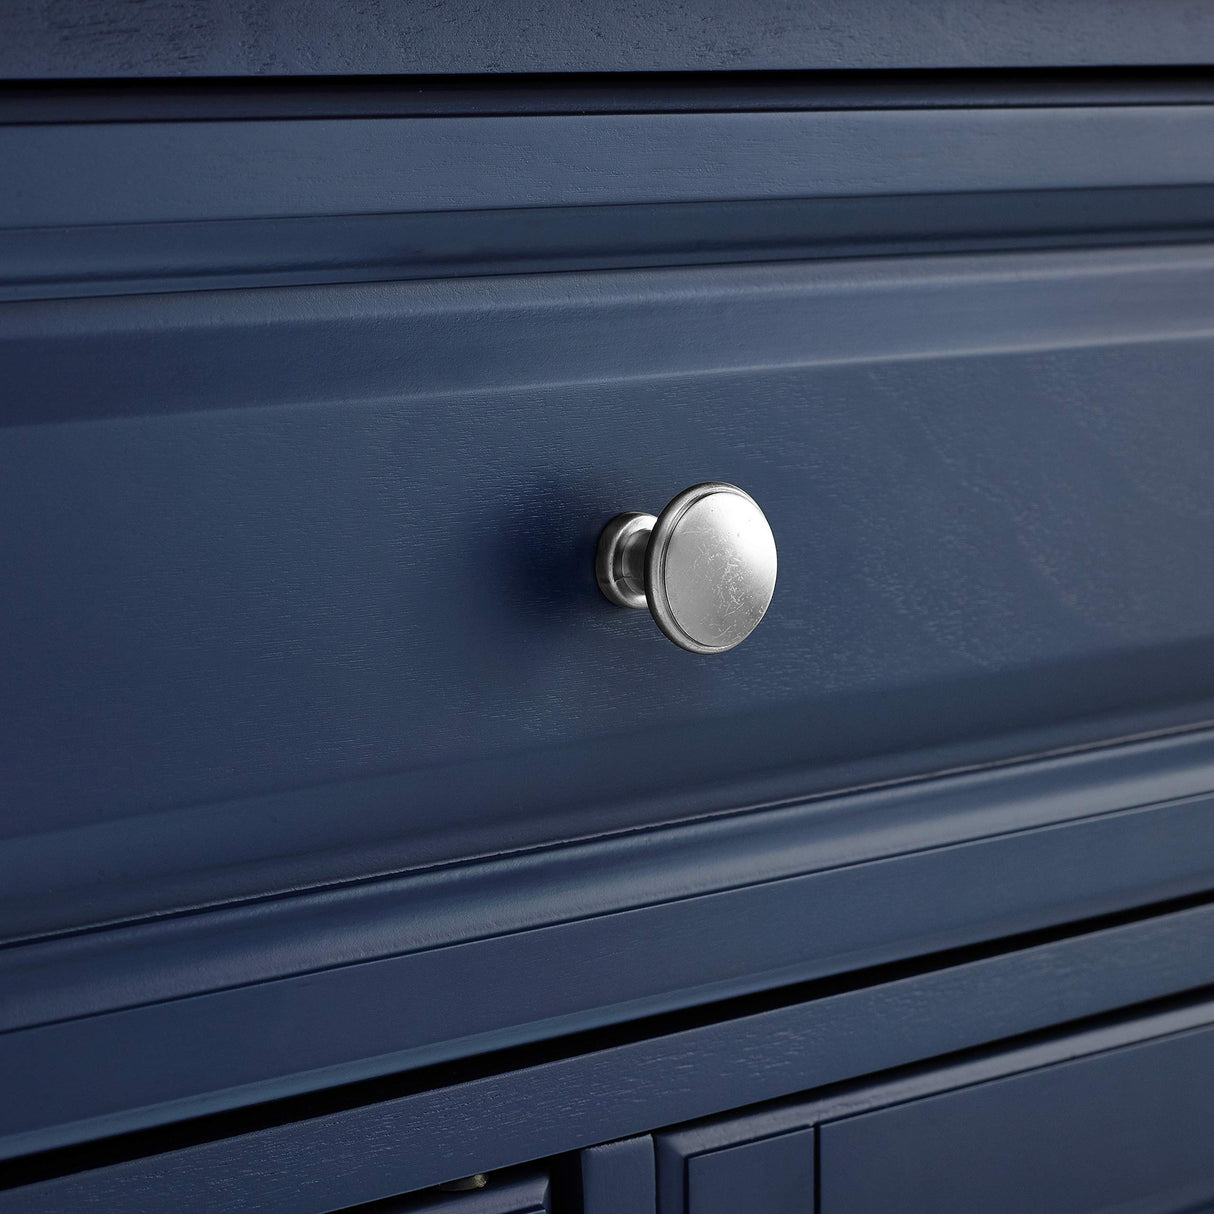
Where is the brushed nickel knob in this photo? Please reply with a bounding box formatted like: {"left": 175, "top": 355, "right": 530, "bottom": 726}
{"left": 596, "top": 482, "right": 777, "bottom": 654}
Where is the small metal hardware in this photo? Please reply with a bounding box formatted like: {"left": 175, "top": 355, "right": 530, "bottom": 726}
{"left": 438, "top": 1174, "right": 489, "bottom": 1192}
{"left": 596, "top": 482, "right": 777, "bottom": 653}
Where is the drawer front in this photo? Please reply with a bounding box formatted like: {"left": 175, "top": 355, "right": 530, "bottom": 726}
{"left": 5, "top": 244, "right": 1214, "bottom": 938}
{"left": 819, "top": 1024, "right": 1214, "bottom": 1214}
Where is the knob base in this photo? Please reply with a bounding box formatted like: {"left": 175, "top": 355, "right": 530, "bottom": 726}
{"left": 596, "top": 512, "right": 655, "bottom": 609}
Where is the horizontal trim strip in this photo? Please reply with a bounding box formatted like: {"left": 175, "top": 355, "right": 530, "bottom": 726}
{"left": 6, "top": 68, "right": 1214, "bottom": 125}
{"left": 8, "top": 106, "right": 1214, "bottom": 230}
{"left": 6, "top": 904, "right": 1214, "bottom": 1208}
{"left": 5, "top": 727, "right": 1214, "bottom": 1160}
{"left": 7, "top": 186, "right": 1214, "bottom": 304}
{"left": 7, "top": 725, "right": 1214, "bottom": 1028}
{"left": 7, "top": 244, "right": 1214, "bottom": 428}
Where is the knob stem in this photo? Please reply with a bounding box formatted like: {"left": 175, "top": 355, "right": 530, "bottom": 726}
{"left": 596, "top": 511, "right": 656, "bottom": 609}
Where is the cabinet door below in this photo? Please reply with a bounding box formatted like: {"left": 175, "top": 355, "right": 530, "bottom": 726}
{"left": 658, "top": 1118, "right": 815, "bottom": 1214}
{"left": 819, "top": 1023, "right": 1214, "bottom": 1214}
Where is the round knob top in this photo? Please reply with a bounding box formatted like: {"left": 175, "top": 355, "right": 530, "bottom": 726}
{"left": 647, "top": 482, "right": 777, "bottom": 654}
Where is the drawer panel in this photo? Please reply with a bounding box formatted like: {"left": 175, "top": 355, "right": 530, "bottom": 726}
{"left": 819, "top": 1022, "right": 1214, "bottom": 1214}
{"left": 5, "top": 245, "right": 1214, "bottom": 937}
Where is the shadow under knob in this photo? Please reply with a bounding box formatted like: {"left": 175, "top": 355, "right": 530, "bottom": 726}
{"left": 596, "top": 482, "right": 777, "bottom": 653}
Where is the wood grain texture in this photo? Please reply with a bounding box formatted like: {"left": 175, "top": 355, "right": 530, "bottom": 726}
{"left": 581, "top": 1136, "right": 655, "bottom": 1214}
{"left": 5, "top": 247, "right": 1214, "bottom": 940}
{"left": 4, "top": 241, "right": 1214, "bottom": 932}
{"left": 3, "top": 1, "right": 1214, "bottom": 77}
{"left": 5, "top": 907, "right": 1214, "bottom": 1211}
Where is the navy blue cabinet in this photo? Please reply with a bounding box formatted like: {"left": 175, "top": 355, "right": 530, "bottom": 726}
{"left": 4, "top": 19, "right": 1214, "bottom": 1214}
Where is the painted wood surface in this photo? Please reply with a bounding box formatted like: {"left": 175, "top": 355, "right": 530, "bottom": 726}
{"left": 6, "top": 75, "right": 1214, "bottom": 1205}
{"left": 5, "top": 761, "right": 1214, "bottom": 1158}
{"left": 2, "top": 1, "right": 1214, "bottom": 78}
{"left": 5, "top": 245, "right": 1214, "bottom": 940}
{"left": 581, "top": 1136, "right": 656, "bottom": 1214}
{"left": 9, "top": 187, "right": 1214, "bottom": 304}
{"left": 9, "top": 107, "right": 1214, "bottom": 300}
{"left": 12, "top": 107, "right": 1214, "bottom": 229}
{"left": 9, "top": 723, "right": 1214, "bottom": 1032}
{"left": 819, "top": 1026, "right": 1214, "bottom": 1213}
{"left": 6, "top": 911, "right": 1214, "bottom": 1210}
{"left": 655, "top": 992, "right": 1214, "bottom": 1214}
{"left": 671, "top": 1126, "right": 816, "bottom": 1214}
